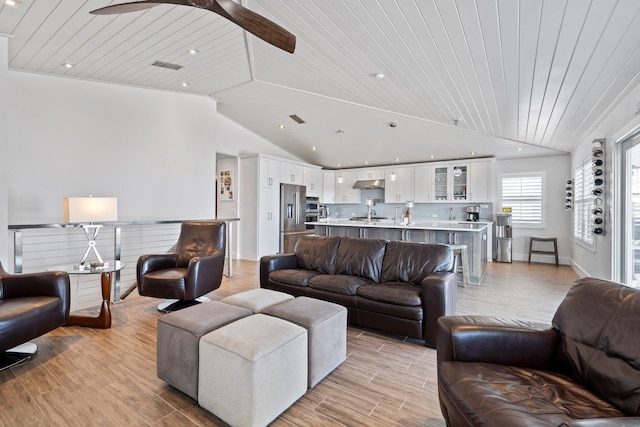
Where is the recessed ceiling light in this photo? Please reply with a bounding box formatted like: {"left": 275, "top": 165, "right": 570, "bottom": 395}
{"left": 278, "top": 124, "right": 285, "bottom": 129}
{"left": 364, "top": 161, "right": 368, "bottom": 165}
{"left": 470, "top": 151, "right": 476, "bottom": 155}
{"left": 375, "top": 72, "right": 385, "bottom": 79}
{"left": 517, "top": 147, "right": 523, "bottom": 151}
{"left": 430, "top": 155, "right": 435, "bottom": 159}
{"left": 62, "top": 62, "right": 74, "bottom": 68}
{"left": 189, "top": 48, "right": 199, "bottom": 55}
{"left": 181, "top": 82, "right": 189, "bottom": 87}
{"left": 337, "top": 163, "right": 341, "bottom": 167}
{"left": 5, "top": 0, "right": 19, "bottom": 6}
{"left": 395, "top": 158, "right": 400, "bottom": 162}
{"left": 312, "top": 147, "right": 317, "bottom": 151}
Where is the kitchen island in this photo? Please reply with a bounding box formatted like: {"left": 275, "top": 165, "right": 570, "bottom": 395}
{"left": 307, "top": 219, "right": 490, "bottom": 285}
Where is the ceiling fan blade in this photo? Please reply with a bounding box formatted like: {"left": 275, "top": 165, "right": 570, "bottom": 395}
{"left": 90, "top": 0, "right": 192, "bottom": 15}
{"left": 210, "top": 0, "right": 296, "bottom": 53}
{"left": 90, "top": 0, "right": 296, "bottom": 53}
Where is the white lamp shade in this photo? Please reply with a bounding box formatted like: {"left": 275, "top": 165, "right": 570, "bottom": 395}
{"left": 64, "top": 197, "right": 118, "bottom": 223}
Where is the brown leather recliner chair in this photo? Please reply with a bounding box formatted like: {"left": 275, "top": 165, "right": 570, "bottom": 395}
{"left": 437, "top": 277, "right": 640, "bottom": 426}
{"left": 0, "top": 262, "right": 70, "bottom": 370}
{"left": 137, "top": 221, "right": 226, "bottom": 312}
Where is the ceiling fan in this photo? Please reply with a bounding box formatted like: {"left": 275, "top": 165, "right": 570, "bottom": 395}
{"left": 90, "top": 0, "right": 296, "bottom": 53}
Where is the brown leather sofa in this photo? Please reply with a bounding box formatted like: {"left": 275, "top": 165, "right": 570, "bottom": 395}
{"left": 437, "top": 277, "right": 640, "bottom": 426}
{"left": 260, "top": 235, "right": 457, "bottom": 347}
{"left": 0, "top": 262, "right": 70, "bottom": 369}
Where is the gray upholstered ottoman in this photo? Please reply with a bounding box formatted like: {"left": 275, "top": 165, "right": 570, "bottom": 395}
{"left": 263, "top": 296, "right": 347, "bottom": 388}
{"left": 156, "top": 301, "right": 252, "bottom": 400}
{"left": 220, "top": 288, "right": 293, "bottom": 313}
{"left": 198, "top": 314, "right": 308, "bottom": 427}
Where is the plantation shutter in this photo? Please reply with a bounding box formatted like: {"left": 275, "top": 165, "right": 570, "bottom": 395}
{"left": 501, "top": 175, "right": 543, "bottom": 225}
{"left": 573, "top": 160, "right": 594, "bottom": 245}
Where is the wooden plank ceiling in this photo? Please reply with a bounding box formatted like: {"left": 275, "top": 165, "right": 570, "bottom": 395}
{"left": 2, "top": 0, "right": 640, "bottom": 168}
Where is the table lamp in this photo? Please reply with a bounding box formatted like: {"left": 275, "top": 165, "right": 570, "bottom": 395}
{"left": 64, "top": 196, "right": 118, "bottom": 266}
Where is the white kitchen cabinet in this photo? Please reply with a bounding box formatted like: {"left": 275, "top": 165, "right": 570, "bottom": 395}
{"left": 432, "top": 163, "right": 470, "bottom": 202}
{"left": 304, "top": 167, "right": 322, "bottom": 197}
{"left": 240, "top": 155, "right": 281, "bottom": 260}
{"left": 414, "top": 165, "right": 432, "bottom": 203}
{"left": 259, "top": 157, "right": 280, "bottom": 189}
{"left": 356, "top": 169, "right": 384, "bottom": 180}
{"left": 384, "top": 166, "right": 414, "bottom": 203}
{"left": 468, "top": 160, "right": 494, "bottom": 202}
{"left": 335, "top": 171, "right": 361, "bottom": 203}
{"left": 257, "top": 187, "right": 280, "bottom": 257}
{"left": 321, "top": 171, "right": 335, "bottom": 203}
{"left": 280, "top": 162, "right": 304, "bottom": 185}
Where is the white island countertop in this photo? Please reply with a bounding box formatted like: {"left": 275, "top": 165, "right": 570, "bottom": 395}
{"left": 307, "top": 219, "right": 490, "bottom": 232}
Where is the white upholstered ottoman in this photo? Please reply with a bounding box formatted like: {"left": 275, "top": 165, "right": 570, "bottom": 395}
{"left": 198, "top": 314, "right": 308, "bottom": 427}
{"left": 156, "top": 301, "right": 252, "bottom": 400}
{"left": 263, "top": 296, "right": 347, "bottom": 388}
{"left": 220, "top": 288, "right": 294, "bottom": 313}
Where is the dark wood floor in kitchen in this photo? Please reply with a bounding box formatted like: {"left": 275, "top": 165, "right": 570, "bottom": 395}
{"left": 0, "top": 260, "right": 579, "bottom": 426}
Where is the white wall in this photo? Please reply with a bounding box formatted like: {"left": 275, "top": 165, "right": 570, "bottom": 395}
{"left": 0, "top": 37, "right": 8, "bottom": 267}
{"left": 6, "top": 71, "right": 298, "bottom": 227}
{"left": 569, "top": 81, "right": 640, "bottom": 280}
{"left": 494, "top": 155, "right": 572, "bottom": 264}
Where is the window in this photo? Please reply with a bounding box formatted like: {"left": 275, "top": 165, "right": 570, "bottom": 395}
{"left": 500, "top": 173, "right": 544, "bottom": 226}
{"left": 573, "top": 157, "right": 594, "bottom": 248}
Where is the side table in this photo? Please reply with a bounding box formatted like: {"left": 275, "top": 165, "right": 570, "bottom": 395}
{"left": 50, "top": 261, "right": 124, "bottom": 329}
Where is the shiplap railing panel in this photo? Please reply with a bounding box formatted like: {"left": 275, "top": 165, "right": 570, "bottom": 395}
{"left": 118, "top": 224, "right": 182, "bottom": 303}
{"left": 10, "top": 224, "right": 182, "bottom": 312}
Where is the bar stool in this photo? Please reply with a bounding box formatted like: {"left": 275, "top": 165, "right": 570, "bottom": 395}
{"left": 448, "top": 244, "right": 469, "bottom": 287}
{"left": 528, "top": 237, "right": 559, "bottom": 265}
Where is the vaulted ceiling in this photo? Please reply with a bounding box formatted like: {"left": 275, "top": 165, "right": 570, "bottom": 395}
{"left": 3, "top": 0, "right": 640, "bottom": 168}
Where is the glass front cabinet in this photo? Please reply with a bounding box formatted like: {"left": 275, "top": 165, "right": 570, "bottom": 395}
{"left": 432, "top": 163, "right": 469, "bottom": 202}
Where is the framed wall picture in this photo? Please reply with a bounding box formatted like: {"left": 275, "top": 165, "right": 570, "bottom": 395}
{"left": 219, "top": 169, "right": 234, "bottom": 201}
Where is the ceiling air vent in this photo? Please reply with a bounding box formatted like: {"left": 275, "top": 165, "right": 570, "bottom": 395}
{"left": 152, "top": 60, "right": 183, "bottom": 71}
{"left": 289, "top": 114, "right": 306, "bottom": 124}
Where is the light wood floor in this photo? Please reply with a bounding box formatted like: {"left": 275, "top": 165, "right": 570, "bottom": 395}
{"left": 0, "top": 260, "right": 579, "bottom": 426}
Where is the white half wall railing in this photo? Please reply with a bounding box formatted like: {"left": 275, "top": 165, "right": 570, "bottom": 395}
{"left": 8, "top": 218, "right": 238, "bottom": 312}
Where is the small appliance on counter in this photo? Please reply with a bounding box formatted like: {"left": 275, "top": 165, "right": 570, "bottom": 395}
{"left": 466, "top": 206, "right": 480, "bottom": 221}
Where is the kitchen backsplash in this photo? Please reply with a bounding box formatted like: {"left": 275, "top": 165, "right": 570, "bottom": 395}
{"left": 323, "top": 189, "right": 494, "bottom": 221}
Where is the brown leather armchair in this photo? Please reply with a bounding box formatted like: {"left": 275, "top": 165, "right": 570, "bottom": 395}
{"left": 437, "top": 277, "right": 640, "bottom": 426}
{"left": 0, "top": 262, "right": 70, "bottom": 370}
{"left": 137, "top": 221, "right": 226, "bottom": 312}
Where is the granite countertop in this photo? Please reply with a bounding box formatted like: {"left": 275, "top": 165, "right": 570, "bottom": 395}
{"left": 307, "top": 219, "right": 490, "bottom": 232}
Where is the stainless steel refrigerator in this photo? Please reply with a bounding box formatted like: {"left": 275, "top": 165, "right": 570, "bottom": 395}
{"left": 280, "top": 183, "right": 313, "bottom": 253}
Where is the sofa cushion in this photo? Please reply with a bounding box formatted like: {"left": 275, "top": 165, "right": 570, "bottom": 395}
{"left": 294, "top": 235, "right": 341, "bottom": 274}
{"left": 439, "top": 361, "right": 624, "bottom": 426}
{"left": 380, "top": 241, "right": 453, "bottom": 284}
{"left": 552, "top": 277, "right": 640, "bottom": 416}
{"left": 269, "top": 269, "right": 325, "bottom": 288}
{"left": 357, "top": 282, "right": 422, "bottom": 306}
{"left": 355, "top": 297, "right": 423, "bottom": 321}
{"left": 334, "top": 237, "right": 387, "bottom": 282}
{"left": 309, "top": 274, "right": 374, "bottom": 296}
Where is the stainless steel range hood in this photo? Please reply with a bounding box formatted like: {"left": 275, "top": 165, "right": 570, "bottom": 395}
{"left": 352, "top": 179, "right": 385, "bottom": 189}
